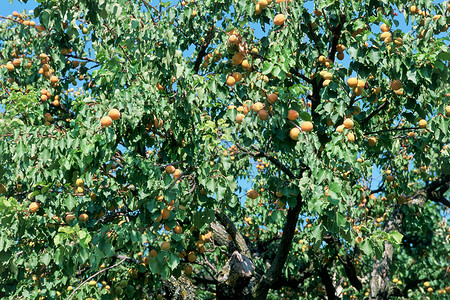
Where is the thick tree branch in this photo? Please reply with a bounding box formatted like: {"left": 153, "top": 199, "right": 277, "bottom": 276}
{"left": 318, "top": 265, "right": 336, "bottom": 300}
{"left": 411, "top": 174, "right": 450, "bottom": 208}
{"left": 339, "top": 255, "right": 363, "bottom": 291}
{"left": 193, "top": 26, "right": 215, "bottom": 73}
{"left": 215, "top": 211, "right": 251, "bottom": 258}
{"left": 236, "top": 143, "right": 307, "bottom": 179}
{"left": 251, "top": 193, "right": 304, "bottom": 299}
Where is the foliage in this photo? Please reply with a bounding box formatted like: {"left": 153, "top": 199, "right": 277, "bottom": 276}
{"left": 0, "top": 0, "right": 449, "bottom": 299}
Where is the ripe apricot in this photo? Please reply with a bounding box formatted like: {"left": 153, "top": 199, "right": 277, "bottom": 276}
{"left": 108, "top": 109, "right": 120, "bottom": 121}
{"left": 353, "top": 86, "right": 363, "bottom": 96}
{"left": 247, "top": 189, "right": 259, "bottom": 199}
{"left": 101, "top": 116, "right": 113, "bottom": 127}
{"left": 344, "top": 118, "right": 354, "bottom": 129}
{"left": 6, "top": 62, "right": 14, "bottom": 72}
{"left": 287, "top": 110, "right": 299, "bottom": 121}
{"left": 174, "top": 225, "right": 182, "bottom": 234}
{"left": 380, "top": 31, "right": 391, "bottom": 41}
{"left": 346, "top": 132, "right": 355, "bottom": 142}
{"left": 301, "top": 121, "right": 313, "bottom": 132}
{"left": 228, "top": 34, "right": 238, "bottom": 44}
{"left": 323, "top": 79, "right": 331, "bottom": 87}
{"left": 232, "top": 52, "right": 245, "bottom": 65}
{"left": 173, "top": 168, "right": 182, "bottom": 179}
{"left": 79, "top": 213, "right": 89, "bottom": 222}
{"left": 236, "top": 113, "right": 245, "bottom": 124}
{"left": 13, "top": 58, "right": 21, "bottom": 67}
{"left": 252, "top": 102, "right": 264, "bottom": 112}
{"left": 226, "top": 75, "right": 236, "bottom": 86}
{"left": 166, "top": 165, "right": 176, "bottom": 174}
{"left": 29, "top": 202, "right": 39, "bottom": 213}
{"left": 258, "top": 109, "right": 269, "bottom": 120}
{"left": 76, "top": 178, "right": 84, "bottom": 187}
{"left": 254, "top": 3, "right": 262, "bottom": 15}
{"left": 161, "top": 241, "right": 171, "bottom": 251}
{"left": 232, "top": 72, "right": 242, "bottom": 82}
{"left": 336, "top": 44, "right": 346, "bottom": 52}
{"left": 418, "top": 119, "right": 427, "bottom": 128}
{"left": 390, "top": 79, "right": 402, "bottom": 90}
{"left": 323, "top": 72, "right": 332, "bottom": 80}
{"left": 347, "top": 77, "right": 358, "bottom": 88}
{"left": 289, "top": 127, "right": 300, "bottom": 140}
{"left": 242, "top": 59, "right": 251, "bottom": 69}
{"left": 259, "top": 0, "right": 268, "bottom": 8}
{"left": 267, "top": 93, "right": 278, "bottom": 104}
{"left": 380, "top": 23, "right": 390, "bottom": 32}
{"left": 336, "top": 124, "right": 345, "bottom": 133}
{"left": 394, "top": 37, "right": 403, "bottom": 46}
{"left": 274, "top": 14, "right": 286, "bottom": 26}
{"left": 65, "top": 214, "right": 76, "bottom": 223}
{"left": 445, "top": 106, "right": 450, "bottom": 117}
{"left": 161, "top": 208, "right": 171, "bottom": 219}
{"left": 50, "top": 76, "right": 59, "bottom": 84}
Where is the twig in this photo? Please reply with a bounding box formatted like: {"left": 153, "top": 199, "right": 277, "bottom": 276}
{"left": 365, "top": 126, "right": 420, "bottom": 135}
{"left": 67, "top": 258, "right": 126, "bottom": 300}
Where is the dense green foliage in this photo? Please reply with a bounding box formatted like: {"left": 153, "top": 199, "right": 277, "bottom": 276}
{"left": 0, "top": 0, "right": 449, "bottom": 299}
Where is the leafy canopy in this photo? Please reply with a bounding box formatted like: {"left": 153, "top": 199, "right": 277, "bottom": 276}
{"left": 0, "top": 0, "right": 449, "bottom": 299}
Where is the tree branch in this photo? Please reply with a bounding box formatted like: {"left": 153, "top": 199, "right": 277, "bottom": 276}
{"left": 251, "top": 193, "right": 304, "bottom": 299}
{"left": 318, "top": 265, "right": 336, "bottom": 300}
{"left": 67, "top": 258, "right": 126, "bottom": 300}
{"left": 361, "top": 101, "right": 389, "bottom": 128}
{"left": 215, "top": 211, "right": 251, "bottom": 258}
{"left": 193, "top": 26, "right": 215, "bottom": 73}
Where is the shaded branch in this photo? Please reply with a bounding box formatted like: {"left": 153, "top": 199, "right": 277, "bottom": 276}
{"left": 251, "top": 193, "right": 304, "bottom": 299}
{"left": 193, "top": 26, "right": 215, "bottom": 73}
{"left": 318, "top": 265, "right": 336, "bottom": 300}
{"left": 361, "top": 101, "right": 389, "bottom": 128}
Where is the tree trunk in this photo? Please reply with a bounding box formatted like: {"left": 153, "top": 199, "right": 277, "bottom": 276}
{"left": 216, "top": 251, "right": 254, "bottom": 300}
{"left": 369, "top": 205, "right": 404, "bottom": 299}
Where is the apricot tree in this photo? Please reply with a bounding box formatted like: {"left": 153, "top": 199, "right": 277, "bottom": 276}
{"left": 1, "top": 0, "right": 450, "bottom": 299}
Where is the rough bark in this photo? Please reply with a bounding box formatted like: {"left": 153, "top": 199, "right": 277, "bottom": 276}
{"left": 211, "top": 220, "right": 238, "bottom": 253}
{"left": 162, "top": 274, "right": 196, "bottom": 300}
{"left": 215, "top": 211, "right": 252, "bottom": 258}
{"left": 216, "top": 251, "right": 255, "bottom": 300}
{"left": 369, "top": 205, "right": 404, "bottom": 300}
{"left": 369, "top": 174, "right": 450, "bottom": 299}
